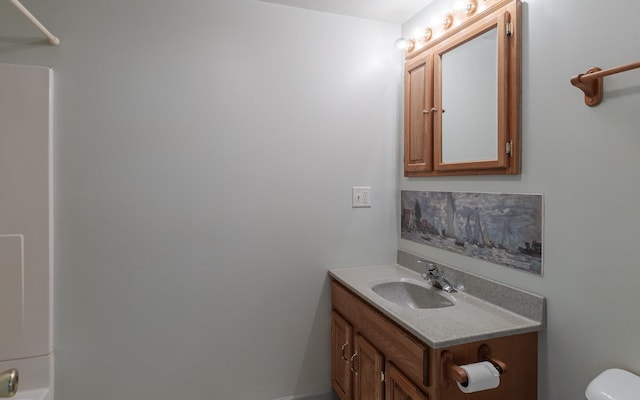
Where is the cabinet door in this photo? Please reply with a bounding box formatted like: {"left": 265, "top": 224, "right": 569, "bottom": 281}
{"left": 404, "top": 51, "right": 434, "bottom": 175}
{"left": 332, "top": 311, "right": 352, "bottom": 400}
{"left": 386, "top": 362, "right": 428, "bottom": 400}
{"left": 353, "top": 334, "right": 384, "bottom": 400}
{"left": 432, "top": 9, "right": 515, "bottom": 173}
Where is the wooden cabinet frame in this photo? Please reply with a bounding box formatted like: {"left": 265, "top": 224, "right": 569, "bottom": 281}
{"left": 403, "top": 0, "right": 521, "bottom": 177}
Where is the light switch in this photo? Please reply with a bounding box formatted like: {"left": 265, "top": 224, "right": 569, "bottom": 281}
{"left": 352, "top": 187, "right": 371, "bottom": 208}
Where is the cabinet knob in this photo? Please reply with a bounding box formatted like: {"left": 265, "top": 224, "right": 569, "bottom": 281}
{"left": 422, "top": 110, "right": 429, "bottom": 114}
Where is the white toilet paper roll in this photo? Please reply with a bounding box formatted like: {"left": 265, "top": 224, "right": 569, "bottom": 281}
{"left": 456, "top": 361, "right": 501, "bottom": 393}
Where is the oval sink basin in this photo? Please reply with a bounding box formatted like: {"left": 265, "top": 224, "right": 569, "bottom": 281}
{"left": 372, "top": 281, "right": 454, "bottom": 309}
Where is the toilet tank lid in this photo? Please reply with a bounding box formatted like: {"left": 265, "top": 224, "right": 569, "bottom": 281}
{"left": 586, "top": 368, "right": 640, "bottom": 400}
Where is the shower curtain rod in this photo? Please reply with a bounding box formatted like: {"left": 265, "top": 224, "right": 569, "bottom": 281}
{"left": 10, "top": 0, "right": 60, "bottom": 45}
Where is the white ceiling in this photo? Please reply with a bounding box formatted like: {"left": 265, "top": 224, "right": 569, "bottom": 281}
{"left": 258, "top": 0, "right": 435, "bottom": 24}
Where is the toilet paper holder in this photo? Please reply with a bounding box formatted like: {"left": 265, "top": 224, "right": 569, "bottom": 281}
{"left": 441, "top": 344, "right": 508, "bottom": 386}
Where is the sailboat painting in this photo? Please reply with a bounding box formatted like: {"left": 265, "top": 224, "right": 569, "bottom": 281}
{"left": 401, "top": 191, "right": 543, "bottom": 275}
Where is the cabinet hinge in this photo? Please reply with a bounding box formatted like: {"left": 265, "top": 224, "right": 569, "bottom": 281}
{"left": 381, "top": 370, "right": 385, "bottom": 382}
{"left": 506, "top": 140, "right": 513, "bottom": 156}
{"left": 506, "top": 21, "right": 513, "bottom": 36}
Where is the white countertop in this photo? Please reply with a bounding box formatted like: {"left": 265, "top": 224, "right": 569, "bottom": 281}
{"left": 329, "top": 264, "right": 543, "bottom": 348}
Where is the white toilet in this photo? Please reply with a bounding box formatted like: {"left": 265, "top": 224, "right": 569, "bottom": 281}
{"left": 586, "top": 368, "right": 640, "bottom": 400}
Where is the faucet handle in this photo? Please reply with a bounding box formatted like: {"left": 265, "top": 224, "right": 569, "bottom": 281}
{"left": 418, "top": 259, "right": 438, "bottom": 273}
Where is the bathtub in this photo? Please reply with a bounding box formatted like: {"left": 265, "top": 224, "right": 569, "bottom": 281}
{"left": 12, "top": 389, "right": 49, "bottom": 400}
{"left": 0, "top": 353, "right": 53, "bottom": 400}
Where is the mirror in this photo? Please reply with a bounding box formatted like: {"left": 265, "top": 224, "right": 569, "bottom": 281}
{"left": 402, "top": 0, "right": 520, "bottom": 177}
{"left": 441, "top": 28, "right": 498, "bottom": 163}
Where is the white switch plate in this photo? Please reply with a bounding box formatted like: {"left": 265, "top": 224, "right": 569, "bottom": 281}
{"left": 352, "top": 187, "right": 371, "bottom": 208}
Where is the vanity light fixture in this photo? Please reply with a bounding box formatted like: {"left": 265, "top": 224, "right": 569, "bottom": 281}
{"left": 467, "top": 0, "right": 478, "bottom": 14}
{"left": 441, "top": 12, "right": 454, "bottom": 29}
{"left": 423, "top": 27, "right": 433, "bottom": 41}
{"left": 412, "top": 27, "right": 433, "bottom": 42}
{"left": 398, "top": 0, "right": 503, "bottom": 54}
{"left": 394, "top": 37, "right": 415, "bottom": 51}
{"left": 396, "top": 28, "right": 432, "bottom": 52}
{"left": 454, "top": 0, "right": 478, "bottom": 15}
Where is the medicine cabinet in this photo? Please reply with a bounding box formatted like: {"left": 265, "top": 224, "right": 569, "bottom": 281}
{"left": 403, "top": 0, "right": 521, "bottom": 177}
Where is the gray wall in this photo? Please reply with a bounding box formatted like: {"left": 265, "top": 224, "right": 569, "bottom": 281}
{"left": 402, "top": 1, "right": 640, "bottom": 399}
{"left": 0, "top": 1, "right": 399, "bottom": 399}
{"left": 4, "top": 0, "right": 640, "bottom": 399}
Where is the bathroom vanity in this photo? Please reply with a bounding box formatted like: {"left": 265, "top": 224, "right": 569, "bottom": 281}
{"left": 329, "top": 263, "right": 544, "bottom": 400}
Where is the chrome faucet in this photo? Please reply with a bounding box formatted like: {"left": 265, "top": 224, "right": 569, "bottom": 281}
{"left": 0, "top": 369, "right": 18, "bottom": 398}
{"left": 418, "top": 260, "right": 457, "bottom": 293}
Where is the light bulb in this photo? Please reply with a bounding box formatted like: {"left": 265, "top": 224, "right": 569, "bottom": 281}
{"left": 424, "top": 27, "right": 433, "bottom": 41}
{"left": 394, "top": 38, "right": 415, "bottom": 51}
{"left": 462, "top": 0, "right": 477, "bottom": 14}
{"left": 441, "top": 13, "right": 453, "bottom": 29}
{"left": 453, "top": 0, "right": 477, "bottom": 14}
{"left": 412, "top": 27, "right": 433, "bottom": 42}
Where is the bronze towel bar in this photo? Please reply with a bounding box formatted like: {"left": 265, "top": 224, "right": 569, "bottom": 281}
{"left": 571, "top": 61, "right": 640, "bottom": 106}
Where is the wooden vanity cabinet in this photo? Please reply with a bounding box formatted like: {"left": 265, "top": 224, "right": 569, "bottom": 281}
{"left": 332, "top": 280, "right": 430, "bottom": 400}
{"left": 330, "top": 279, "right": 537, "bottom": 400}
{"left": 432, "top": 334, "right": 538, "bottom": 400}
{"left": 331, "top": 311, "right": 386, "bottom": 400}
